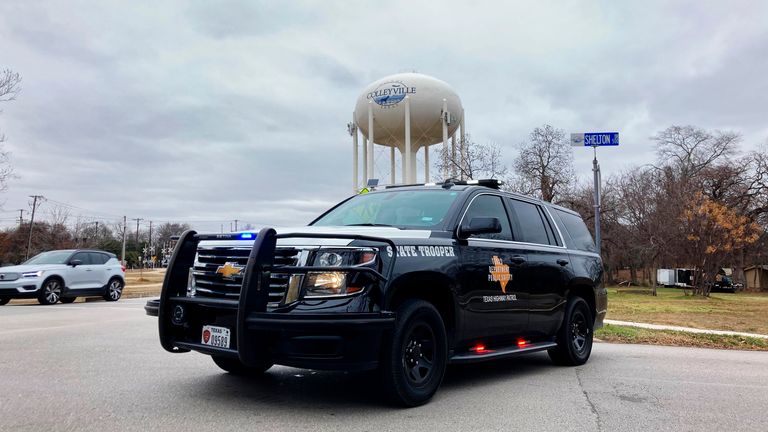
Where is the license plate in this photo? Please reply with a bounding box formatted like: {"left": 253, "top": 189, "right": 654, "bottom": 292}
{"left": 201, "top": 325, "right": 230, "bottom": 349}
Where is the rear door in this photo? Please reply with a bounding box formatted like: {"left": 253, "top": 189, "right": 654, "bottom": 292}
{"left": 87, "top": 252, "right": 110, "bottom": 287}
{"left": 507, "top": 199, "right": 571, "bottom": 338}
{"left": 456, "top": 193, "right": 529, "bottom": 345}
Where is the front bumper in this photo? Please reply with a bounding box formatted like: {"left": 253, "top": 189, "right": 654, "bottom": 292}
{"left": 155, "top": 228, "right": 397, "bottom": 371}
{"left": 0, "top": 280, "right": 43, "bottom": 298}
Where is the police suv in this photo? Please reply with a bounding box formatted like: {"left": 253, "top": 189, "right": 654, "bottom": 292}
{"left": 148, "top": 179, "right": 607, "bottom": 406}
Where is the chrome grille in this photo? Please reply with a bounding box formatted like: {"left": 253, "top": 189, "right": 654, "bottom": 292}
{"left": 192, "top": 246, "right": 300, "bottom": 305}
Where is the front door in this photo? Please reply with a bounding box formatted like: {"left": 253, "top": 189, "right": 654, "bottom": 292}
{"left": 66, "top": 252, "right": 92, "bottom": 290}
{"left": 457, "top": 194, "right": 528, "bottom": 345}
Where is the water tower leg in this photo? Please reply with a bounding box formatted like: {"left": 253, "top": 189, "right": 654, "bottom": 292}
{"left": 390, "top": 146, "right": 395, "bottom": 185}
{"left": 368, "top": 102, "right": 374, "bottom": 181}
{"left": 424, "top": 145, "right": 430, "bottom": 182}
{"left": 404, "top": 96, "right": 412, "bottom": 184}
{"left": 352, "top": 114, "right": 358, "bottom": 193}
{"left": 460, "top": 109, "right": 466, "bottom": 180}
{"left": 451, "top": 134, "right": 457, "bottom": 179}
{"left": 362, "top": 135, "right": 368, "bottom": 183}
{"left": 442, "top": 99, "right": 448, "bottom": 180}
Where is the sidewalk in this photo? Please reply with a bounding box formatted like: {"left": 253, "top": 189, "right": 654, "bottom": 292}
{"left": 604, "top": 319, "right": 768, "bottom": 340}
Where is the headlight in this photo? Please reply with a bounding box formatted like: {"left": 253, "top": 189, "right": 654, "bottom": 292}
{"left": 187, "top": 268, "right": 196, "bottom": 297}
{"left": 311, "top": 248, "right": 377, "bottom": 267}
{"left": 304, "top": 248, "right": 377, "bottom": 297}
{"left": 22, "top": 271, "right": 43, "bottom": 278}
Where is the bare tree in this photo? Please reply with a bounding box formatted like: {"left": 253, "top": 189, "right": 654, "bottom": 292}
{"left": 0, "top": 68, "right": 20, "bottom": 192}
{"left": 653, "top": 125, "right": 740, "bottom": 179}
{"left": 434, "top": 134, "right": 508, "bottom": 181}
{"left": 511, "top": 124, "right": 574, "bottom": 202}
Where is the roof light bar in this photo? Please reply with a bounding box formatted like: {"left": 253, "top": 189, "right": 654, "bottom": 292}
{"left": 384, "top": 179, "right": 503, "bottom": 190}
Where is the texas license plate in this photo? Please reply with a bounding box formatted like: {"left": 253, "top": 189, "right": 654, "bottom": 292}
{"left": 201, "top": 325, "right": 230, "bottom": 348}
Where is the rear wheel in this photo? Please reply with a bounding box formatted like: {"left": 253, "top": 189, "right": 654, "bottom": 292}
{"left": 103, "top": 278, "right": 123, "bottom": 302}
{"left": 0, "top": 297, "right": 9, "bottom": 305}
{"left": 211, "top": 356, "right": 272, "bottom": 376}
{"left": 60, "top": 297, "right": 76, "bottom": 304}
{"left": 548, "top": 296, "right": 593, "bottom": 366}
{"left": 38, "top": 279, "right": 63, "bottom": 305}
{"left": 379, "top": 299, "right": 448, "bottom": 407}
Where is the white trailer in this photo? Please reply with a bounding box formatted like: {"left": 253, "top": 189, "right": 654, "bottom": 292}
{"left": 657, "top": 269, "right": 676, "bottom": 287}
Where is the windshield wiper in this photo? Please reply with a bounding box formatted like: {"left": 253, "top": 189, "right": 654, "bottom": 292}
{"left": 346, "top": 223, "right": 397, "bottom": 227}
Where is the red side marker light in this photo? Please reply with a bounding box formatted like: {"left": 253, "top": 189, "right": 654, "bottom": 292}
{"left": 517, "top": 339, "right": 527, "bottom": 348}
{"left": 471, "top": 343, "right": 488, "bottom": 354}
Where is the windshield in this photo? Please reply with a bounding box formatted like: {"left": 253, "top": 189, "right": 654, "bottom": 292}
{"left": 312, "top": 189, "right": 461, "bottom": 228}
{"left": 23, "top": 251, "right": 72, "bottom": 265}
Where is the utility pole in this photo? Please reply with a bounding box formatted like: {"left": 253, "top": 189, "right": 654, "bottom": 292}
{"left": 121, "top": 216, "right": 127, "bottom": 266}
{"left": 17, "top": 209, "right": 24, "bottom": 227}
{"left": 234, "top": 219, "right": 238, "bottom": 231}
{"left": 148, "top": 220, "right": 153, "bottom": 249}
{"left": 132, "top": 218, "right": 143, "bottom": 245}
{"left": 25, "top": 195, "right": 43, "bottom": 260}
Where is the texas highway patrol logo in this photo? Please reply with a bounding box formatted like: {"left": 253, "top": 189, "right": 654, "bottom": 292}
{"left": 488, "top": 256, "right": 511, "bottom": 293}
{"left": 216, "top": 262, "right": 243, "bottom": 279}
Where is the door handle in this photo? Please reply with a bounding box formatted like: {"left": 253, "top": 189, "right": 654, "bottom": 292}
{"left": 557, "top": 259, "right": 569, "bottom": 266}
{"left": 85, "top": 269, "right": 93, "bottom": 272}
{"left": 511, "top": 256, "right": 526, "bottom": 264}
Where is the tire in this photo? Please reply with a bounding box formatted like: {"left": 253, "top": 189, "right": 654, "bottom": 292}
{"left": 0, "top": 297, "right": 10, "bottom": 306}
{"left": 379, "top": 299, "right": 448, "bottom": 407}
{"left": 211, "top": 356, "right": 272, "bottom": 376}
{"left": 103, "top": 278, "right": 123, "bottom": 302}
{"left": 60, "top": 297, "right": 77, "bottom": 304}
{"left": 548, "top": 296, "right": 593, "bottom": 366}
{"left": 38, "top": 278, "right": 63, "bottom": 305}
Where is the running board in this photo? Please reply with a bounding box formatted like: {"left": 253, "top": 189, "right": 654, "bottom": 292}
{"left": 449, "top": 341, "right": 557, "bottom": 364}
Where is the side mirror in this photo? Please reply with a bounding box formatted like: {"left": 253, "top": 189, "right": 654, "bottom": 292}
{"left": 69, "top": 259, "right": 83, "bottom": 267}
{"left": 459, "top": 217, "right": 502, "bottom": 239}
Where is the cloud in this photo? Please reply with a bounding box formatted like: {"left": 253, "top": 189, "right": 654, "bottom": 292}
{"left": 0, "top": 0, "right": 767, "bottom": 232}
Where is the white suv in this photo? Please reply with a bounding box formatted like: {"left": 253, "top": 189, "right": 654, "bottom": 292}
{"left": 0, "top": 249, "right": 126, "bottom": 305}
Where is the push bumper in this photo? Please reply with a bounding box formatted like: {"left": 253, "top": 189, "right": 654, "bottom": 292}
{"left": 155, "top": 228, "right": 396, "bottom": 371}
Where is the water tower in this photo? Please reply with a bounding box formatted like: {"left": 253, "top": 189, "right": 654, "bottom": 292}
{"left": 348, "top": 73, "right": 465, "bottom": 191}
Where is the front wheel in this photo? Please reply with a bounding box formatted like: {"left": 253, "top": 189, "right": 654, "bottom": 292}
{"left": 549, "top": 296, "right": 593, "bottom": 366}
{"left": 379, "top": 299, "right": 448, "bottom": 407}
{"left": 103, "top": 278, "right": 123, "bottom": 302}
{"left": 38, "top": 279, "right": 63, "bottom": 305}
{"left": 211, "top": 356, "right": 272, "bottom": 376}
{"left": 0, "top": 297, "right": 10, "bottom": 305}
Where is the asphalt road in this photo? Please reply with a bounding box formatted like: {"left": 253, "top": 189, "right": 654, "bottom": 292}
{"left": 1, "top": 299, "right": 767, "bottom": 432}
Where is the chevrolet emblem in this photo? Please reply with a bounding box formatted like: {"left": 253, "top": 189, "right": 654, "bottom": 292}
{"left": 216, "top": 262, "right": 243, "bottom": 279}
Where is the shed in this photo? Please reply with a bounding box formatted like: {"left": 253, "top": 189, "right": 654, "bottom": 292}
{"left": 744, "top": 265, "right": 768, "bottom": 291}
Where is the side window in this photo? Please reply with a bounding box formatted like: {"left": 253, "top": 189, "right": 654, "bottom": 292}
{"left": 88, "top": 253, "right": 109, "bottom": 265}
{"left": 556, "top": 210, "right": 596, "bottom": 252}
{"left": 509, "top": 199, "right": 553, "bottom": 245}
{"left": 462, "top": 195, "right": 513, "bottom": 241}
{"left": 71, "top": 252, "right": 91, "bottom": 265}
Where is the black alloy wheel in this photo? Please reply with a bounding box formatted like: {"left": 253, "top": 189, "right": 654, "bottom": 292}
{"left": 380, "top": 299, "right": 448, "bottom": 407}
{"left": 38, "top": 279, "right": 62, "bottom": 305}
{"left": 103, "top": 279, "right": 123, "bottom": 302}
{"left": 548, "top": 296, "right": 593, "bottom": 366}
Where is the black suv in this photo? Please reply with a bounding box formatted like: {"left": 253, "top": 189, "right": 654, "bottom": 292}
{"left": 148, "top": 180, "right": 606, "bottom": 406}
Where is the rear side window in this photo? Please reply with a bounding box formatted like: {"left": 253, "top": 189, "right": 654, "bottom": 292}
{"left": 88, "top": 252, "right": 109, "bottom": 265}
{"left": 462, "top": 195, "right": 513, "bottom": 241}
{"left": 508, "top": 199, "right": 554, "bottom": 245}
{"left": 556, "top": 210, "right": 596, "bottom": 252}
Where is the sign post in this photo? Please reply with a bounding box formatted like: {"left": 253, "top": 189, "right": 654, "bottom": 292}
{"left": 570, "top": 132, "right": 619, "bottom": 253}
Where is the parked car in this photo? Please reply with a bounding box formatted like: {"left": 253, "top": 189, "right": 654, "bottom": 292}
{"left": 0, "top": 249, "right": 126, "bottom": 305}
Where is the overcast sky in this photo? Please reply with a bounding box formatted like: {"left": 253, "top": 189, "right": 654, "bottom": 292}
{"left": 1, "top": 0, "right": 767, "bottom": 233}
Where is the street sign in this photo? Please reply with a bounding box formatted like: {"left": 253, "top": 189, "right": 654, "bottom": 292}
{"left": 571, "top": 132, "right": 619, "bottom": 147}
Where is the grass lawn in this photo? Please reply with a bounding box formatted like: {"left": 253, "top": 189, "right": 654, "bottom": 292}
{"left": 605, "top": 287, "right": 768, "bottom": 335}
{"left": 596, "top": 324, "right": 768, "bottom": 351}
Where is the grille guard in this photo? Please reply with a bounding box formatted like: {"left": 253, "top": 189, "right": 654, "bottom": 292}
{"left": 158, "top": 227, "right": 398, "bottom": 365}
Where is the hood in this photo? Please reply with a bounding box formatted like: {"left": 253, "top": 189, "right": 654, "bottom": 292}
{"left": 0, "top": 264, "right": 68, "bottom": 273}
{"left": 199, "top": 226, "right": 433, "bottom": 248}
